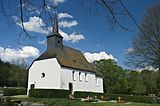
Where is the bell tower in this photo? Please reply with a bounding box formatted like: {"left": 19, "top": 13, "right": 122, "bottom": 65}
{"left": 47, "top": 14, "right": 63, "bottom": 50}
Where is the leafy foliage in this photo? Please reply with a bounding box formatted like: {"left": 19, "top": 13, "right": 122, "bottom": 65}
{"left": 93, "top": 59, "right": 160, "bottom": 95}
{"left": 3, "top": 87, "right": 27, "bottom": 96}
{"left": 104, "top": 93, "right": 157, "bottom": 104}
{"left": 93, "top": 59, "right": 128, "bottom": 93}
{"left": 29, "top": 89, "right": 70, "bottom": 98}
{"left": 0, "top": 59, "right": 27, "bottom": 87}
{"left": 74, "top": 91, "right": 103, "bottom": 98}
{"left": 74, "top": 91, "right": 157, "bottom": 104}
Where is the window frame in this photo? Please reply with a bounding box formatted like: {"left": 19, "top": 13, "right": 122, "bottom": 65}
{"left": 85, "top": 73, "right": 88, "bottom": 82}
{"left": 79, "top": 72, "right": 82, "bottom": 81}
{"left": 72, "top": 71, "right": 76, "bottom": 81}
{"left": 41, "top": 72, "right": 45, "bottom": 78}
{"left": 96, "top": 77, "right": 99, "bottom": 87}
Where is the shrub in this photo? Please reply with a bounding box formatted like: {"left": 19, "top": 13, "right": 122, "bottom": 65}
{"left": 74, "top": 92, "right": 157, "bottom": 104}
{"left": 103, "top": 93, "right": 157, "bottom": 104}
{"left": 3, "top": 87, "right": 27, "bottom": 96}
{"left": 29, "top": 89, "right": 70, "bottom": 98}
{"left": 74, "top": 91, "right": 103, "bottom": 98}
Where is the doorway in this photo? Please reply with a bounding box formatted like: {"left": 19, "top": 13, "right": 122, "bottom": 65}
{"left": 69, "top": 83, "right": 73, "bottom": 94}
{"left": 30, "top": 84, "right": 35, "bottom": 89}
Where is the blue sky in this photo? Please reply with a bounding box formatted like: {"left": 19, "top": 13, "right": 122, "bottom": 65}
{"left": 0, "top": 0, "right": 160, "bottom": 69}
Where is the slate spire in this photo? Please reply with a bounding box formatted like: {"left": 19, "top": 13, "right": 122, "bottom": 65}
{"left": 47, "top": 13, "right": 63, "bottom": 50}
{"left": 48, "top": 13, "right": 62, "bottom": 38}
{"left": 53, "top": 14, "right": 58, "bottom": 33}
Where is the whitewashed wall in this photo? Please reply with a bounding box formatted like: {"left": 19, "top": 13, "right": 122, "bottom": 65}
{"left": 27, "top": 58, "right": 104, "bottom": 95}
{"left": 27, "top": 58, "right": 61, "bottom": 95}
{"left": 61, "top": 67, "right": 104, "bottom": 93}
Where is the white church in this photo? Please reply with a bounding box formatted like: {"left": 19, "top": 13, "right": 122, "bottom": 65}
{"left": 27, "top": 15, "right": 104, "bottom": 95}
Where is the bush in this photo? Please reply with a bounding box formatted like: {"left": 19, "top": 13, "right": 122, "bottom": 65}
{"left": 3, "top": 87, "right": 27, "bottom": 96}
{"left": 74, "top": 92, "right": 156, "bottom": 104}
{"left": 29, "top": 89, "right": 70, "bottom": 98}
{"left": 74, "top": 91, "right": 103, "bottom": 98}
{"left": 103, "top": 93, "right": 157, "bottom": 104}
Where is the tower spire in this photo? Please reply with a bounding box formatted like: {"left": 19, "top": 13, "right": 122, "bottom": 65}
{"left": 53, "top": 13, "right": 58, "bottom": 33}
{"left": 47, "top": 11, "right": 63, "bottom": 50}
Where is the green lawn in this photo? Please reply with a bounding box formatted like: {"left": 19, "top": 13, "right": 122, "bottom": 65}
{"left": 12, "top": 97, "right": 160, "bottom": 106}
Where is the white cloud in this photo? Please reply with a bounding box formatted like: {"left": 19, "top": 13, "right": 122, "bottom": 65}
{"left": 84, "top": 51, "right": 117, "bottom": 63}
{"left": 38, "top": 29, "right": 85, "bottom": 44}
{"left": 58, "top": 13, "right": 73, "bottom": 19}
{"left": 38, "top": 39, "right": 47, "bottom": 46}
{"left": 137, "top": 66, "right": 159, "bottom": 72}
{"left": 52, "top": 0, "right": 66, "bottom": 5}
{"left": 22, "top": 4, "right": 41, "bottom": 14}
{"left": 12, "top": 16, "right": 20, "bottom": 22}
{"left": 126, "top": 47, "right": 134, "bottom": 54}
{"left": 59, "top": 20, "right": 78, "bottom": 28}
{"left": 15, "top": 16, "right": 48, "bottom": 34}
{"left": 68, "top": 33, "right": 85, "bottom": 43}
{"left": 0, "top": 46, "right": 40, "bottom": 63}
{"left": 13, "top": 13, "right": 85, "bottom": 43}
{"left": 59, "top": 30, "right": 85, "bottom": 43}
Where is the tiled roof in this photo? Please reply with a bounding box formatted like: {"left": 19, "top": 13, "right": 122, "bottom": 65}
{"left": 35, "top": 46, "right": 102, "bottom": 76}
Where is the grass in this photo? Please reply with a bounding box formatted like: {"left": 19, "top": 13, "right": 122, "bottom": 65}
{"left": 12, "top": 97, "right": 160, "bottom": 106}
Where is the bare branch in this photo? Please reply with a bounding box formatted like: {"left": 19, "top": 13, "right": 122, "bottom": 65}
{"left": 0, "top": 0, "right": 6, "bottom": 16}
{"left": 98, "top": 0, "right": 130, "bottom": 31}
{"left": 126, "top": 4, "right": 160, "bottom": 69}
{"left": 19, "top": 0, "right": 34, "bottom": 39}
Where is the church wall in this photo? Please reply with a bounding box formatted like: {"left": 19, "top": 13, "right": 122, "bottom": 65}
{"left": 95, "top": 76, "right": 104, "bottom": 93}
{"left": 27, "top": 58, "right": 61, "bottom": 95}
{"left": 61, "top": 67, "right": 104, "bottom": 93}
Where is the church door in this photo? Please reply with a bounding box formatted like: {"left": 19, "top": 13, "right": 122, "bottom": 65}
{"left": 30, "top": 84, "right": 35, "bottom": 89}
{"left": 69, "top": 83, "right": 73, "bottom": 94}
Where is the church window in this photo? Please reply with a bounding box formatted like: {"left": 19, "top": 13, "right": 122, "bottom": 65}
{"left": 85, "top": 73, "right": 88, "bottom": 82}
{"left": 79, "top": 72, "right": 82, "bottom": 81}
{"left": 72, "top": 71, "right": 76, "bottom": 81}
{"left": 41, "top": 73, "right": 45, "bottom": 78}
{"left": 96, "top": 77, "right": 99, "bottom": 87}
{"left": 58, "top": 40, "right": 60, "bottom": 43}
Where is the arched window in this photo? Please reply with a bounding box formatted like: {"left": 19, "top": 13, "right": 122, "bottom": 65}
{"left": 79, "top": 72, "right": 82, "bottom": 81}
{"left": 96, "top": 77, "right": 99, "bottom": 87}
{"left": 41, "top": 73, "right": 45, "bottom": 78}
{"left": 85, "top": 73, "right": 88, "bottom": 82}
{"left": 72, "top": 71, "right": 76, "bottom": 81}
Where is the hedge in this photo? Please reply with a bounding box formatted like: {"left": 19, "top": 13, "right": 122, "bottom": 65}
{"left": 74, "top": 91, "right": 156, "bottom": 104}
{"left": 104, "top": 93, "right": 157, "bottom": 104}
{"left": 74, "top": 91, "right": 103, "bottom": 98}
{"left": 29, "top": 89, "right": 70, "bottom": 98}
{"left": 3, "top": 87, "right": 27, "bottom": 96}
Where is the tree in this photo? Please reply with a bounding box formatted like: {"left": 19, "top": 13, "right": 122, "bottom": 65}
{"left": 128, "top": 71, "right": 146, "bottom": 95}
{"left": 157, "top": 76, "right": 160, "bottom": 93}
{"left": 93, "top": 59, "right": 160, "bottom": 95}
{"left": 11, "top": 58, "right": 28, "bottom": 69}
{"left": 7, "top": 64, "right": 27, "bottom": 87}
{"left": 93, "top": 59, "right": 127, "bottom": 93}
{"left": 141, "top": 70, "right": 158, "bottom": 94}
{"left": 132, "top": 81, "right": 146, "bottom": 95}
{"left": 126, "top": 4, "right": 160, "bottom": 70}
{"left": 0, "top": 60, "right": 10, "bottom": 86}
{"left": 0, "top": 59, "right": 27, "bottom": 87}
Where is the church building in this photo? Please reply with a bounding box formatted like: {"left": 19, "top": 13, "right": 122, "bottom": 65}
{"left": 27, "top": 15, "right": 104, "bottom": 95}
